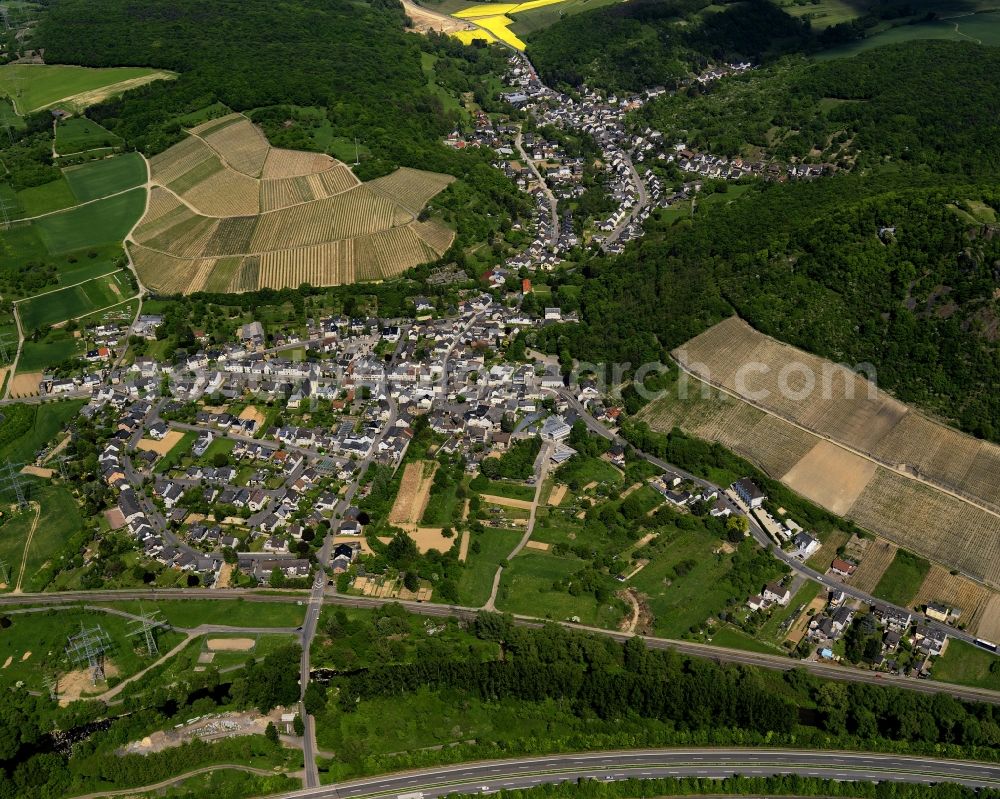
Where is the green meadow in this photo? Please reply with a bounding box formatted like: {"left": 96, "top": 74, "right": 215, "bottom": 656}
{"left": 0, "top": 64, "right": 165, "bottom": 113}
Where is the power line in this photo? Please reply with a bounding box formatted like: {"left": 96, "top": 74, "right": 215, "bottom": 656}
{"left": 0, "top": 459, "right": 27, "bottom": 508}
{"left": 126, "top": 603, "right": 167, "bottom": 657}
{"left": 66, "top": 622, "right": 114, "bottom": 684}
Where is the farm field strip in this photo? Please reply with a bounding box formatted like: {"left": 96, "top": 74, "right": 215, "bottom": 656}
{"left": 848, "top": 540, "right": 897, "bottom": 595}
{"left": 134, "top": 114, "right": 454, "bottom": 292}
{"left": 847, "top": 468, "right": 1000, "bottom": 589}
{"left": 913, "top": 565, "right": 992, "bottom": 636}
{"left": 368, "top": 166, "right": 455, "bottom": 213}
{"left": 261, "top": 147, "right": 339, "bottom": 179}
{"left": 413, "top": 218, "right": 456, "bottom": 254}
{"left": 675, "top": 316, "right": 1000, "bottom": 514}
{"left": 0, "top": 64, "right": 170, "bottom": 114}
{"left": 195, "top": 114, "right": 270, "bottom": 177}
{"left": 639, "top": 387, "right": 816, "bottom": 478}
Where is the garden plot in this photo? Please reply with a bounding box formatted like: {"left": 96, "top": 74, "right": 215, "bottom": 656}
{"left": 389, "top": 461, "right": 438, "bottom": 527}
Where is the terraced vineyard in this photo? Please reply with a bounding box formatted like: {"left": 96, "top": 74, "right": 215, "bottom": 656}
{"left": 369, "top": 166, "right": 455, "bottom": 212}
{"left": 639, "top": 383, "right": 817, "bottom": 478}
{"left": 846, "top": 469, "right": 1000, "bottom": 589}
{"left": 849, "top": 540, "right": 897, "bottom": 595}
{"left": 664, "top": 317, "right": 1000, "bottom": 590}
{"left": 913, "top": 565, "right": 992, "bottom": 636}
{"left": 131, "top": 113, "right": 454, "bottom": 293}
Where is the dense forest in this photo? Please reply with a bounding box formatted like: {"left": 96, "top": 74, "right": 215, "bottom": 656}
{"left": 539, "top": 170, "right": 1000, "bottom": 440}
{"left": 31, "top": 0, "right": 529, "bottom": 253}
{"left": 638, "top": 42, "right": 1000, "bottom": 175}
{"left": 331, "top": 614, "right": 1000, "bottom": 755}
{"left": 527, "top": 0, "right": 812, "bottom": 91}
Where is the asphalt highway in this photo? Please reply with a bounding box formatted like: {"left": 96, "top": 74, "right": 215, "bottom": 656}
{"left": 275, "top": 749, "right": 1000, "bottom": 799}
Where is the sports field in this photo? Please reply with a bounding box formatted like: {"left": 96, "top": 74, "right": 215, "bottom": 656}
{"left": 0, "top": 64, "right": 168, "bottom": 114}
{"left": 132, "top": 114, "right": 454, "bottom": 293}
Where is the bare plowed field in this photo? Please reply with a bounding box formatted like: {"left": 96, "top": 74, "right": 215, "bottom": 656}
{"left": 180, "top": 161, "right": 260, "bottom": 217}
{"left": 355, "top": 225, "right": 439, "bottom": 281}
{"left": 129, "top": 245, "right": 195, "bottom": 294}
{"left": 847, "top": 469, "right": 1000, "bottom": 588}
{"left": 978, "top": 596, "right": 1000, "bottom": 642}
{"left": 389, "top": 461, "right": 438, "bottom": 526}
{"left": 259, "top": 165, "right": 358, "bottom": 211}
{"left": 150, "top": 136, "right": 216, "bottom": 185}
{"left": 870, "top": 412, "right": 1000, "bottom": 515}
{"left": 913, "top": 565, "right": 992, "bottom": 635}
{"left": 676, "top": 316, "right": 1000, "bottom": 514}
{"left": 639, "top": 387, "right": 816, "bottom": 478}
{"left": 781, "top": 440, "right": 877, "bottom": 515}
{"left": 413, "top": 219, "right": 456, "bottom": 254}
{"left": 250, "top": 187, "right": 400, "bottom": 251}
{"left": 259, "top": 240, "right": 355, "bottom": 289}
{"left": 675, "top": 316, "right": 908, "bottom": 452}
{"left": 670, "top": 317, "right": 1000, "bottom": 590}
{"left": 262, "top": 148, "right": 338, "bottom": 179}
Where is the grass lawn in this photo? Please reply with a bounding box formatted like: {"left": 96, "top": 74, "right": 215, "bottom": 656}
{"left": 55, "top": 117, "right": 122, "bottom": 155}
{"left": 555, "top": 455, "right": 623, "bottom": 490}
{"left": 933, "top": 639, "right": 1000, "bottom": 691}
{"left": 0, "top": 399, "right": 83, "bottom": 464}
{"left": 18, "top": 270, "right": 134, "bottom": 329}
{"left": 15, "top": 177, "right": 76, "bottom": 218}
{"left": 17, "top": 333, "right": 85, "bottom": 371}
{"left": 0, "top": 606, "right": 186, "bottom": 693}
{"left": 629, "top": 529, "right": 735, "bottom": 638}
{"left": 63, "top": 152, "right": 146, "bottom": 202}
{"left": 195, "top": 436, "right": 237, "bottom": 466}
{"left": 0, "top": 64, "right": 166, "bottom": 113}
{"left": 756, "top": 580, "right": 821, "bottom": 645}
{"left": 154, "top": 430, "right": 197, "bottom": 473}
{"left": 457, "top": 527, "right": 521, "bottom": 607}
{"left": 420, "top": 474, "right": 464, "bottom": 527}
{"left": 495, "top": 550, "right": 626, "bottom": 627}
{"left": 470, "top": 476, "right": 535, "bottom": 502}
{"left": 96, "top": 599, "right": 307, "bottom": 629}
{"left": 0, "top": 483, "right": 85, "bottom": 593}
{"left": 175, "top": 102, "right": 231, "bottom": 127}
{"left": 873, "top": 548, "right": 931, "bottom": 607}
{"left": 780, "top": 0, "right": 862, "bottom": 29}
{"left": 710, "top": 625, "right": 783, "bottom": 654}
{"left": 814, "top": 11, "right": 1000, "bottom": 59}
{"left": 57, "top": 247, "right": 124, "bottom": 284}
{"left": 34, "top": 187, "right": 146, "bottom": 254}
